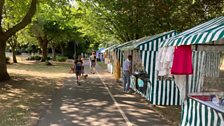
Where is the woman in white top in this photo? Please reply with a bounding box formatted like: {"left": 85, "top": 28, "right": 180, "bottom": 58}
{"left": 89, "top": 52, "right": 97, "bottom": 74}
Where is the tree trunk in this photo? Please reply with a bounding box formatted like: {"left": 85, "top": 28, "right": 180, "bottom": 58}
{"left": 12, "top": 46, "right": 17, "bottom": 63}
{"left": 0, "top": 0, "right": 38, "bottom": 82}
{"left": 73, "top": 42, "right": 77, "bottom": 59}
{"left": 0, "top": 40, "right": 10, "bottom": 81}
{"left": 41, "top": 40, "right": 48, "bottom": 62}
{"left": 37, "top": 37, "right": 49, "bottom": 62}
{"left": 60, "top": 44, "right": 64, "bottom": 56}
{"left": 51, "top": 45, "right": 56, "bottom": 60}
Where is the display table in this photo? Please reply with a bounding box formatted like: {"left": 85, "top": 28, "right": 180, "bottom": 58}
{"left": 181, "top": 97, "right": 224, "bottom": 126}
{"left": 130, "top": 74, "right": 181, "bottom": 105}
{"left": 130, "top": 73, "right": 149, "bottom": 97}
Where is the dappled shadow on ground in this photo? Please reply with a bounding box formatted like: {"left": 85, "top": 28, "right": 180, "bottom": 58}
{"left": 38, "top": 66, "right": 170, "bottom": 126}
{"left": 38, "top": 75, "right": 127, "bottom": 126}
{"left": 98, "top": 72, "right": 170, "bottom": 126}
{"left": 7, "top": 61, "right": 73, "bottom": 78}
{"left": 0, "top": 74, "right": 63, "bottom": 126}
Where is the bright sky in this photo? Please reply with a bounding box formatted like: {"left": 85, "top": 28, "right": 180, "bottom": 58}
{"left": 69, "top": 0, "right": 79, "bottom": 9}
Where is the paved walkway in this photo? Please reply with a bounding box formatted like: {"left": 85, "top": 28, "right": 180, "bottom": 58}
{"left": 37, "top": 63, "right": 171, "bottom": 126}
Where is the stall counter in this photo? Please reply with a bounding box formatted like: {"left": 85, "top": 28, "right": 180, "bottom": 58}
{"left": 181, "top": 97, "right": 224, "bottom": 126}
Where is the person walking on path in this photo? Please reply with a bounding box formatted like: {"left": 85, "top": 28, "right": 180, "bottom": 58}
{"left": 74, "top": 55, "right": 83, "bottom": 85}
{"left": 123, "top": 55, "right": 132, "bottom": 92}
{"left": 89, "top": 51, "right": 97, "bottom": 74}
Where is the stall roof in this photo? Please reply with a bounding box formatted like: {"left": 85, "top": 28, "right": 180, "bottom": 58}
{"left": 120, "top": 36, "right": 152, "bottom": 51}
{"left": 160, "top": 16, "right": 224, "bottom": 47}
{"left": 121, "top": 30, "right": 177, "bottom": 51}
{"left": 113, "top": 40, "right": 136, "bottom": 51}
{"left": 97, "top": 48, "right": 105, "bottom": 53}
{"left": 104, "top": 44, "right": 118, "bottom": 52}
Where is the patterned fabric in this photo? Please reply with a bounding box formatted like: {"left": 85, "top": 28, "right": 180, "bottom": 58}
{"left": 156, "top": 46, "right": 174, "bottom": 77}
{"left": 204, "top": 51, "right": 221, "bottom": 77}
{"left": 141, "top": 51, "right": 181, "bottom": 105}
{"left": 187, "top": 51, "right": 205, "bottom": 93}
{"left": 160, "top": 16, "right": 224, "bottom": 47}
{"left": 138, "top": 31, "right": 177, "bottom": 51}
{"left": 182, "top": 98, "right": 224, "bottom": 126}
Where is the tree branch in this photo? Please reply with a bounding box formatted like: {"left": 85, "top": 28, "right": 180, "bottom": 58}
{"left": 5, "top": 0, "right": 38, "bottom": 38}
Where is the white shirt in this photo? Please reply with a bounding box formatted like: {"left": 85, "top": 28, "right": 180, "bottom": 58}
{"left": 123, "top": 59, "right": 131, "bottom": 71}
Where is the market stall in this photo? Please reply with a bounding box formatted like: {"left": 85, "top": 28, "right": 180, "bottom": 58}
{"left": 96, "top": 48, "right": 105, "bottom": 62}
{"left": 104, "top": 45, "right": 118, "bottom": 74}
{"left": 159, "top": 16, "right": 224, "bottom": 125}
{"left": 113, "top": 40, "right": 136, "bottom": 81}
{"left": 121, "top": 31, "right": 183, "bottom": 105}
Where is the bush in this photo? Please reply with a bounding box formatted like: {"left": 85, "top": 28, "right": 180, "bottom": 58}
{"left": 56, "top": 56, "right": 68, "bottom": 62}
{"left": 27, "top": 55, "right": 42, "bottom": 61}
{"left": 46, "top": 56, "right": 52, "bottom": 60}
{"left": 6, "top": 57, "right": 10, "bottom": 63}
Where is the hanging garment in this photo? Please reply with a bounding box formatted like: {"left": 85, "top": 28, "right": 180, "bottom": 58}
{"left": 174, "top": 75, "right": 186, "bottom": 103}
{"left": 156, "top": 47, "right": 174, "bottom": 77}
{"left": 164, "top": 46, "right": 174, "bottom": 77}
{"left": 204, "top": 51, "right": 221, "bottom": 77}
{"left": 155, "top": 48, "right": 162, "bottom": 72}
{"left": 156, "top": 47, "right": 167, "bottom": 76}
{"left": 171, "top": 45, "right": 193, "bottom": 75}
{"left": 114, "top": 59, "right": 121, "bottom": 81}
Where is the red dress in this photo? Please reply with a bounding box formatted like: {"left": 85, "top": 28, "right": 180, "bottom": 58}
{"left": 171, "top": 45, "right": 193, "bottom": 75}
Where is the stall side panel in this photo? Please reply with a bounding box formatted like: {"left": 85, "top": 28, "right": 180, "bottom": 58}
{"left": 181, "top": 98, "right": 224, "bottom": 126}
{"left": 141, "top": 51, "right": 181, "bottom": 105}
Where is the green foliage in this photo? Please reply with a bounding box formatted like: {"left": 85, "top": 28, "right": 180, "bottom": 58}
{"left": 26, "top": 55, "right": 52, "bottom": 61}
{"left": 56, "top": 56, "right": 68, "bottom": 62}
{"left": 75, "top": 0, "right": 224, "bottom": 44}
{"left": 3, "top": 0, "right": 31, "bottom": 30}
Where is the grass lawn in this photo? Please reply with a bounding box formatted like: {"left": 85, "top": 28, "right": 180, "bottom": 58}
{"left": 0, "top": 61, "right": 73, "bottom": 126}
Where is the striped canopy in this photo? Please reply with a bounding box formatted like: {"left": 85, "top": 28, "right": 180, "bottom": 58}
{"left": 121, "top": 30, "right": 177, "bottom": 51}
{"left": 120, "top": 36, "right": 152, "bottom": 51}
{"left": 113, "top": 40, "right": 136, "bottom": 51}
{"left": 104, "top": 44, "right": 118, "bottom": 52}
{"left": 160, "top": 16, "right": 224, "bottom": 47}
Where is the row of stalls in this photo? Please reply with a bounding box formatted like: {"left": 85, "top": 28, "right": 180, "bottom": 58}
{"left": 103, "top": 16, "right": 224, "bottom": 125}
{"left": 159, "top": 16, "right": 224, "bottom": 126}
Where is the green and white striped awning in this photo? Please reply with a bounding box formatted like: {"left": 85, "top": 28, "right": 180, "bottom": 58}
{"left": 121, "top": 30, "right": 177, "bottom": 51}
{"left": 113, "top": 40, "right": 136, "bottom": 51}
{"left": 120, "top": 36, "right": 151, "bottom": 51}
{"left": 104, "top": 44, "right": 118, "bottom": 52}
{"left": 160, "top": 16, "right": 224, "bottom": 47}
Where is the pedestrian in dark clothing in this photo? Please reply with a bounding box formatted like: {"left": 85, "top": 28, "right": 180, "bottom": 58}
{"left": 74, "top": 55, "right": 83, "bottom": 85}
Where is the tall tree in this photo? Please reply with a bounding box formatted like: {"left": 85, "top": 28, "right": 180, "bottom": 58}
{"left": 29, "top": 0, "right": 81, "bottom": 61}
{"left": 0, "top": 0, "right": 38, "bottom": 82}
{"left": 7, "top": 34, "right": 18, "bottom": 63}
{"left": 30, "top": 19, "right": 59, "bottom": 61}
{"left": 76, "top": 0, "right": 224, "bottom": 44}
